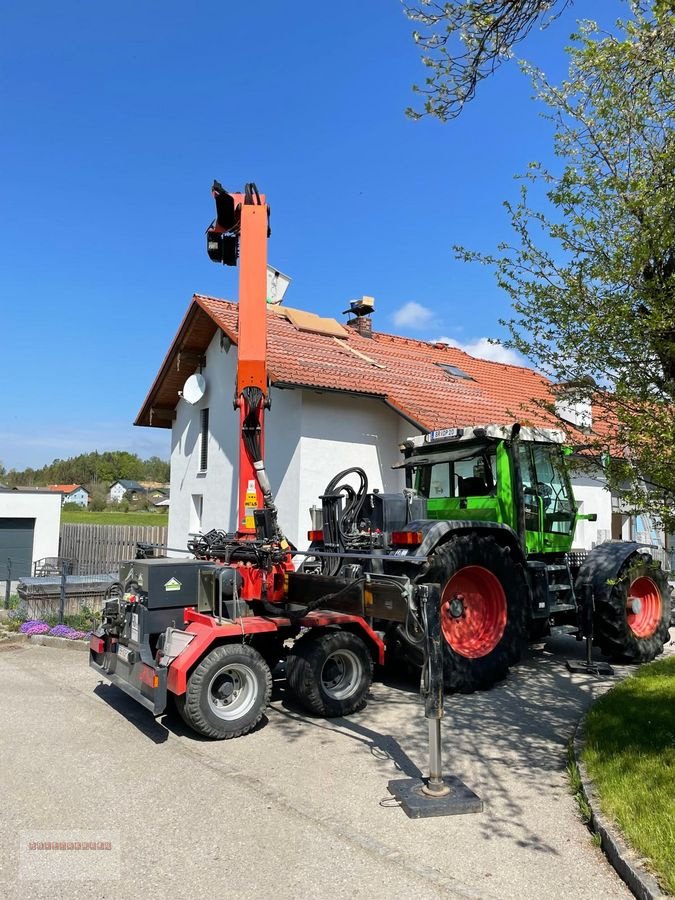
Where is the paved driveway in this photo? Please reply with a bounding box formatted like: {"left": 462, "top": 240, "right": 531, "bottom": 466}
{"left": 3, "top": 633, "right": 669, "bottom": 899}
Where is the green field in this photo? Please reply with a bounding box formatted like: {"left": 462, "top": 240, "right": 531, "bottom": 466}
{"left": 583, "top": 656, "right": 675, "bottom": 893}
{"left": 61, "top": 510, "right": 169, "bottom": 526}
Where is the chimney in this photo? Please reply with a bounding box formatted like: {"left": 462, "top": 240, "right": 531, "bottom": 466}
{"left": 344, "top": 295, "right": 375, "bottom": 338}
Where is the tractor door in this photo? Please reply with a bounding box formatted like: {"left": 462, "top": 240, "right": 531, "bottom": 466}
{"left": 518, "top": 444, "right": 576, "bottom": 554}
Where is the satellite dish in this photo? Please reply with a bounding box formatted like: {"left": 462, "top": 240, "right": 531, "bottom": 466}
{"left": 181, "top": 373, "right": 207, "bottom": 405}
{"left": 266, "top": 265, "right": 292, "bottom": 305}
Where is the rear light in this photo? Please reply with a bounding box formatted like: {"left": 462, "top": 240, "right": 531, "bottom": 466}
{"left": 308, "top": 530, "right": 324, "bottom": 542}
{"left": 140, "top": 665, "right": 159, "bottom": 689}
{"left": 390, "top": 531, "right": 424, "bottom": 547}
{"left": 124, "top": 593, "right": 138, "bottom": 603}
{"left": 89, "top": 636, "right": 105, "bottom": 654}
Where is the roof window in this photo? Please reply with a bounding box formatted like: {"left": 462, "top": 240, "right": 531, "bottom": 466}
{"left": 436, "top": 363, "right": 474, "bottom": 381}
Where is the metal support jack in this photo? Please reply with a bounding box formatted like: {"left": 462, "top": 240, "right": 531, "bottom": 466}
{"left": 566, "top": 581, "right": 614, "bottom": 677}
{"left": 387, "top": 583, "right": 483, "bottom": 818}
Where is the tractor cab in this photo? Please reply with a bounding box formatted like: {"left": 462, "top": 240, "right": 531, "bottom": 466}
{"left": 400, "top": 424, "right": 577, "bottom": 556}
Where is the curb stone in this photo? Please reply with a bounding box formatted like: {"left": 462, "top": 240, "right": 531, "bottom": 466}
{"left": 573, "top": 717, "right": 667, "bottom": 899}
{"left": 1, "top": 632, "right": 88, "bottom": 652}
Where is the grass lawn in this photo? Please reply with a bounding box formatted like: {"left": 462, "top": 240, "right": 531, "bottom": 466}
{"left": 583, "top": 656, "right": 675, "bottom": 893}
{"left": 61, "top": 510, "right": 168, "bottom": 526}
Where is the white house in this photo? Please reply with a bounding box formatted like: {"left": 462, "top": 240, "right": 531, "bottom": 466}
{"left": 0, "top": 488, "right": 61, "bottom": 580}
{"left": 47, "top": 484, "right": 89, "bottom": 507}
{"left": 134, "top": 294, "right": 635, "bottom": 559}
{"left": 109, "top": 480, "right": 146, "bottom": 503}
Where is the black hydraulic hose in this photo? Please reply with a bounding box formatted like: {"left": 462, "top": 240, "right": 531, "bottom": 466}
{"left": 241, "top": 385, "right": 284, "bottom": 540}
{"left": 320, "top": 467, "right": 368, "bottom": 576}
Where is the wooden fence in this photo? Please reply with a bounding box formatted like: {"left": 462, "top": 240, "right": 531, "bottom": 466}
{"left": 59, "top": 523, "right": 168, "bottom": 575}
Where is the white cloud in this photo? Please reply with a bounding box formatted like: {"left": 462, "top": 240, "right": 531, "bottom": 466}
{"left": 435, "top": 336, "right": 524, "bottom": 366}
{"left": 392, "top": 301, "right": 435, "bottom": 329}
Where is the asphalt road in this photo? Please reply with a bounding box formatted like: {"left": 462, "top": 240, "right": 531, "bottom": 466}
{"left": 3, "top": 633, "right": 669, "bottom": 900}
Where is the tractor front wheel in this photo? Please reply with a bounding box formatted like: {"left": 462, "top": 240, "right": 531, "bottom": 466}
{"left": 594, "top": 555, "right": 671, "bottom": 662}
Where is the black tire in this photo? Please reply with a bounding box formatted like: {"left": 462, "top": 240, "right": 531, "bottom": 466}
{"left": 175, "top": 644, "right": 272, "bottom": 739}
{"left": 286, "top": 630, "right": 373, "bottom": 717}
{"left": 396, "top": 534, "right": 527, "bottom": 692}
{"left": 594, "top": 554, "right": 671, "bottom": 662}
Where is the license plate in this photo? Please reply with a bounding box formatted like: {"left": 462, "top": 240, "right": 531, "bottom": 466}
{"left": 425, "top": 427, "right": 462, "bottom": 443}
{"left": 117, "top": 644, "right": 131, "bottom": 663}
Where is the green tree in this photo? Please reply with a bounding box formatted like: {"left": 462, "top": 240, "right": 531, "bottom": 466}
{"left": 404, "top": 0, "right": 573, "bottom": 120}
{"left": 457, "top": 1, "right": 675, "bottom": 523}
{"left": 142, "top": 456, "right": 170, "bottom": 483}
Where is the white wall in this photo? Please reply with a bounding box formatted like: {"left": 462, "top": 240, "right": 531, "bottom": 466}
{"left": 0, "top": 491, "right": 61, "bottom": 565}
{"left": 293, "top": 392, "right": 419, "bottom": 547}
{"left": 109, "top": 483, "right": 126, "bottom": 503}
{"left": 168, "top": 331, "right": 239, "bottom": 554}
{"left": 570, "top": 469, "right": 613, "bottom": 549}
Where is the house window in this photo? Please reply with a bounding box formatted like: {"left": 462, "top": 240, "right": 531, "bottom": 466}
{"left": 190, "top": 494, "right": 203, "bottom": 533}
{"left": 200, "top": 408, "right": 209, "bottom": 471}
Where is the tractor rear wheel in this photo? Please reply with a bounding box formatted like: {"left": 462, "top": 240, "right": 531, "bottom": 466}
{"left": 397, "top": 534, "right": 527, "bottom": 692}
{"left": 176, "top": 644, "right": 272, "bottom": 739}
{"left": 286, "top": 630, "right": 373, "bottom": 717}
{"left": 594, "top": 554, "right": 671, "bottom": 662}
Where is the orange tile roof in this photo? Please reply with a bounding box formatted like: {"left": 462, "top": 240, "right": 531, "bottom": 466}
{"left": 47, "top": 484, "right": 82, "bottom": 494}
{"left": 135, "top": 294, "right": 575, "bottom": 434}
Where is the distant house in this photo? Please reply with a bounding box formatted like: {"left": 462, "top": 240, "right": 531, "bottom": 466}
{"left": 146, "top": 486, "right": 169, "bottom": 503}
{"left": 48, "top": 484, "right": 89, "bottom": 507}
{"left": 109, "top": 480, "right": 147, "bottom": 503}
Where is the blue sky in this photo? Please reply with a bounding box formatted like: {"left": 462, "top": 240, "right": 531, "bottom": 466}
{"left": 0, "top": 0, "right": 624, "bottom": 470}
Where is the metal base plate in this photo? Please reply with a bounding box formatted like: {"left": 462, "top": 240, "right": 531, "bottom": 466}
{"left": 388, "top": 776, "right": 483, "bottom": 819}
{"left": 566, "top": 659, "right": 614, "bottom": 677}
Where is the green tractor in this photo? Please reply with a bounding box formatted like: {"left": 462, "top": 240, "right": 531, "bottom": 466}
{"left": 310, "top": 423, "right": 672, "bottom": 692}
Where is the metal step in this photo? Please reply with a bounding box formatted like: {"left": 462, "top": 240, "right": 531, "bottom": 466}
{"left": 548, "top": 583, "right": 571, "bottom": 592}
{"left": 546, "top": 564, "right": 568, "bottom": 572}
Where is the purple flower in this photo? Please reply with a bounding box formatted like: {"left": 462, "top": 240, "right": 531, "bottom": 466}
{"left": 19, "top": 621, "right": 51, "bottom": 635}
{"left": 49, "top": 625, "right": 76, "bottom": 638}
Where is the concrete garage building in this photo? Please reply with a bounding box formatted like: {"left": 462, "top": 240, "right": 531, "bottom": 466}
{"left": 0, "top": 488, "right": 61, "bottom": 580}
{"left": 135, "top": 294, "right": 633, "bottom": 557}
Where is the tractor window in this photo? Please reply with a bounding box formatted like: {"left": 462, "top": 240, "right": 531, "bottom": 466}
{"left": 519, "top": 445, "right": 540, "bottom": 531}
{"left": 418, "top": 451, "right": 496, "bottom": 499}
{"left": 428, "top": 463, "right": 451, "bottom": 498}
{"left": 531, "top": 445, "right": 575, "bottom": 535}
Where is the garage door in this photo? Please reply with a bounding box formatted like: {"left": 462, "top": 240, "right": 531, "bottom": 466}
{"left": 0, "top": 518, "right": 35, "bottom": 579}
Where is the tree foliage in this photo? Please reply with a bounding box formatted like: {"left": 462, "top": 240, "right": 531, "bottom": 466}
{"left": 456, "top": 1, "right": 675, "bottom": 524}
{"left": 404, "top": 0, "right": 572, "bottom": 120}
{"left": 4, "top": 451, "right": 170, "bottom": 489}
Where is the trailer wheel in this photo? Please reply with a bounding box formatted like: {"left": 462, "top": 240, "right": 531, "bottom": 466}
{"left": 594, "top": 555, "right": 671, "bottom": 662}
{"left": 286, "top": 631, "right": 373, "bottom": 717}
{"left": 396, "top": 535, "right": 527, "bottom": 692}
{"left": 176, "top": 644, "right": 272, "bottom": 739}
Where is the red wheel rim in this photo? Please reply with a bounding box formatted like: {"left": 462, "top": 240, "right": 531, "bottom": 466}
{"left": 441, "top": 566, "right": 508, "bottom": 659}
{"left": 626, "top": 576, "right": 662, "bottom": 638}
